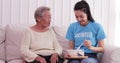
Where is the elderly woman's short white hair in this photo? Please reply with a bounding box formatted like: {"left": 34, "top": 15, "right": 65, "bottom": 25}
{"left": 34, "top": 6, "right": 50, "bottom": 21}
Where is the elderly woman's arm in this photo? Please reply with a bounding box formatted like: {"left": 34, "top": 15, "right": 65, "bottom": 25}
{"left": 50, "top": 28, "right": 63, "bottom": 63}
{"left": 53, "top": 33, "right": 62, "bottom": 55}
{"left": 20, "top": 29, "right": 38, "bottom": 62}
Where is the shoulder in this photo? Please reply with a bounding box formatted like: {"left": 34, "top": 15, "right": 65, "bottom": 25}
{"left": 48, "top": 27, "right": 57, "bottom": 37}
{"left": 23, "top": 27, "right": 32, "bottom": 34}
{"left": 48, "top": 27, "right": 55, "bottom": 34}
{"left": 69, "top": 22, "right": 79, "bottom": 28}
{"left": 48, "top": 27, "right": 54, "bottom": 32}
{"left": 91, "top": 22, "right": 103, "bottom": 28}
{"left": 70, "top": 22, "right": 78, "bottom": 26}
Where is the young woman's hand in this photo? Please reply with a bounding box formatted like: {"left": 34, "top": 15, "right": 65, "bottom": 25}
{"left": 84, "top": 40, "right": 92, "bottom": 49}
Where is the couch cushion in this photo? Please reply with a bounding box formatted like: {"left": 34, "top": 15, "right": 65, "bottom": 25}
{"left": 0, "top": 43, "right": 5, "bottom": 61}
{"left": 0, "top": 26, "right": 5, "bottom": 61}
{"left": 0, "top": 60, "right": 5, "bottom": 63}
{"left": 0, "top": 26, "right": 5, "bottom": 44}
{"left": 53, "top": 26, "right": 69, "bottom": 50}
{"left": 110, "top": 48, "right": 120, "bottom": 63}
{"left": 5, "top": 25, "right": 27, "bottom": 61}
{"left": 7, "top": 59, "right": 24, "bottom": 63}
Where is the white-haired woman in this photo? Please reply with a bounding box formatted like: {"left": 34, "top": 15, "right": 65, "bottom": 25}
{"left": 21, "top": 6, "right": 64, "bottom": 63}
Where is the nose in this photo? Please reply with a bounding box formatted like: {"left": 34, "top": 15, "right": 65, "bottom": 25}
{"left": 77, "top": 17, "right": 81, "bottom": 22}
{"left": 48, "top": 19, "right": 51, "bottom": 22}
{"left": 47, "top": 19, "right": 51, "bottom": 24}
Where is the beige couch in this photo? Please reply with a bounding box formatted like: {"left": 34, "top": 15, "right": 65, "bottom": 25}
{"left": 0, "top": 26, "right": 5, "bottom": 63}
{"left": 0, "top": 25, "right": 119, "bottom": 63}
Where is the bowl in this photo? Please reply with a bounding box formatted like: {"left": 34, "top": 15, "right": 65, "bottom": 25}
{"left": 66, "top": 50, "right": 84, "bottom": 57}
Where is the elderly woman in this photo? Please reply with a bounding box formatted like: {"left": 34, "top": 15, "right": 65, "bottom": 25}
{"left": 21, "top": 6, "right": 64, "bottom": 63}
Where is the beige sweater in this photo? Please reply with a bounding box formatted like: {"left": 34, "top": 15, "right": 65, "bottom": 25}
{"left": 20, "top": 27, "right": 62, "bottom": 62}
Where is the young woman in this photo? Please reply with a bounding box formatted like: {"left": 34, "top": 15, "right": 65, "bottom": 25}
{"left": 66, "top": 0, "right": 106, "bottom": 63}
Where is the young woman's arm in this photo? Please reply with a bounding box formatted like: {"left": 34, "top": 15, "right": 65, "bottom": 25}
{"left": 84, "top": 39, "right": 104, "bottom": 52}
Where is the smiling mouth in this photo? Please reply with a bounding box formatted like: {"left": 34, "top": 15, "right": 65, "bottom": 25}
{"left": 79, "top": 21, "right": 87, "bottom": 26}
{"left": 47, "top": 23, "right": 50, "bottom": 25}
{"left": 48, "top": 23, "right": 51, "bottom": 24}
{"left": 79, "top": 21, "right": 85, "bottom": 23}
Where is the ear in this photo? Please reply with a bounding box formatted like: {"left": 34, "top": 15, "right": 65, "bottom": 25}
{"left": 36, "top": 16, "right": 41, "bottom": 22}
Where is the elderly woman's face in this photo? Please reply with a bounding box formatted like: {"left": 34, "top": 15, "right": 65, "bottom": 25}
{"left": 38, "top": 10, "right": 51, "bottom": 27}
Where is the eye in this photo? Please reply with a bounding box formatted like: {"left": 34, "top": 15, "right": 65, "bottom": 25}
{"left": 75, "top": 16, "right": 78, "bottom": 18}
{"left": 80, "top": 15, "right": 84, "bottom": 18}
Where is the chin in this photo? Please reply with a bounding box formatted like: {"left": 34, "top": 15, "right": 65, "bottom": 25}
{"left": 45, "top": 24, "right": 50, "bottom": 27}
{"left": 79, "top": 23, "right": 85, "bottom": 26}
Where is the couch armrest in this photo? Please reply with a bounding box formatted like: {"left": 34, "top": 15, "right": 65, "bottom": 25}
{"left": 97, "top": 53, "right": 103, "bottom": 63}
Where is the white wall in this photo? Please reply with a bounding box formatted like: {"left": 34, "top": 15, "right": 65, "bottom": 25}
{"left": 0, "top": 0, "right": 116, "bottom": 63}
{"left": 0, "top": 0, "right": 79, "bottom": 26}
{"left": 0, "top": 0, "right": 115, "bottom": 26}
{"left": 115, "top": 0, "right": 120, "bottom": 47}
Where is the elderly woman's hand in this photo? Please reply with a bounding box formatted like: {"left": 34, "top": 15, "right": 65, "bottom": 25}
{"left": 35, "top": 56, "right": 47, "bottom": 63}
{"left": 50, "top": 53, "right": 59, "bottom": 63}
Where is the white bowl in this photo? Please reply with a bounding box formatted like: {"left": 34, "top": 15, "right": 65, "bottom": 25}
{"left": 66, "top": 50, "right": 84, "bottom": 57}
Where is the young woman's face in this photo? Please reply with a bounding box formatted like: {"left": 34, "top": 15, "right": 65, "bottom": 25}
{"left": 74, "top": 10, "right": 88, "bottom": 26}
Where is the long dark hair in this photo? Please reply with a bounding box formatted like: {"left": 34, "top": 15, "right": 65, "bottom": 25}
{"left": 74, "top": 0, "right": 95, "bottom": 22}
